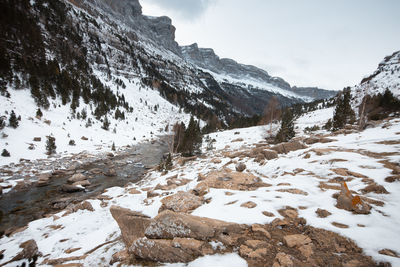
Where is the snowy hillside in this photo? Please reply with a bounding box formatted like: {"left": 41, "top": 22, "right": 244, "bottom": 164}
{"left": 1, "top": 108, "right": 399, "bottom": 266}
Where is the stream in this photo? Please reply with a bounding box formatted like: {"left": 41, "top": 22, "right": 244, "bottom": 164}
{"left": 0, "top": 137, "right": 169, "bottom": 235}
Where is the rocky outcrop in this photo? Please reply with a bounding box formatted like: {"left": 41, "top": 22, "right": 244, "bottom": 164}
{"left": 110, "top": 206, "right": 379, "bottom": 266}
{"left": 110, "top": 206, "right": 152, "bottom": 247}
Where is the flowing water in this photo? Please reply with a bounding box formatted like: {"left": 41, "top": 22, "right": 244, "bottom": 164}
{"left": 0, "top": 138, "right": 168, "bottom": 234}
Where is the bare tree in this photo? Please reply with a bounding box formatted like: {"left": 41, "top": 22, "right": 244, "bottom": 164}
{"left": 262, "top": 96, "right": 280, "bottom": 135}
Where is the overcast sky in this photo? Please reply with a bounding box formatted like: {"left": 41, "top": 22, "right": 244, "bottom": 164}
{"left": 140, "top": 0, "right": 400, "bottom": 91}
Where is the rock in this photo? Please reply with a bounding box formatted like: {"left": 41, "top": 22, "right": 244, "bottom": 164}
{"left": 72, "top": 201, "right": 94, "bottom": 212}
{"left": 283, "top": 234, "right": 311, "bottom": 248}
{"left": 129, "top": 188, "right": 141, "bottom": 194}
{"left": 232, "top": 138, "right": 243, "bottom": 142}
{"left": 240, "top": 201, "right": 257, "bottom": 208}
{"left": 263, "top": 149, "right": 279, "bottom": 160}
{"left": 89, "top": 168, "right": 103, "bottom": 175}
{"left": 72, "top": 180, "right": 91, "bottom": 187}
{"left": 271, "top": 140, "right": 307, "bottom": 154}
{"left": 211, "top": 158, "right": 222, "bottom": 164}
{"left": 276, "top": 188, "right": 308, "bottom": 195}
{"left": 235, "top": 162, "right": 246, "bottom": 172}
{"left": 130, "top": 237, "right": 204, "bottom": 263}
{"left": 262, "top": 211, "right": 275, "bottom": 217}
{"left": 159, "top": 191, "right": 203, "bottom": 213}
{"left": 146, "top": 191, "right": 159, "bottom": 198}
{"left": 65, "top": 247, "right": 81, "bottom": 254}
{"left": 331, "top": 222, "right": 349, "bottom": 228}
{"left": 245, "top": 239, "right": 269, "bottom": 249}
{"left": 379, "top": 249, "right": 399, "bottom": 258}
{"left": 104, "top": 168, "right": 117, "bottom": 176}
{"left": 273, "top": 252, "right": 293, "bottom": 267}
{"left": 106, "top": 152, "right": 114, "bottom": 158}
{"left": 337, "top": 182, "right": 370, "bottom": 214}
{"left": 81, "top": 136, "right": 88, "bottom": 140}
{"left": 145, "top": 210, "right": 243, "bottom": 240}
{"left": 315, "top": 208, "right": 332, "bottom": 218}
{"left": 239, "top": 245, "right": 253, "bottom": 257}
{"left": 67, "top": 173, "right": 87, "bottom": 183}
{"left": 248, "top": 248, "right": 268, "bottom": 259}
{"left": 304, "top": 136, "right": 335, "bottom": 145}
{"left": 192, "top": 182, "right": 209, "bottom": 196}
{"left": 110, "top": 249, "right": 130, "bottom": 265}
{"left": 251, "top": 224, "right": 271, "bottom": 239}
{"left": 343, "top": 260, "right": 362, "bottom": 267}
{"left": 177, "top": 156, "right": 197, "bottom": 166}
{"left": 298, "top": 244, "right": 313, "bottom": 258}
{"left": 361, "top": 184, "right": 389, "bottom": 194}
{"left": 33, "top": 137, "right": 41, "bottom": 142}
{"left": 110, "top": 206, "right": 152, "bottom": 247}
{"left": 10, "top": 239, "right": 40, "bottom": 262}
{"left": 60, "top": 184, "right": 85, "bottom": 193}
{"left": 194, "top": 169, "right": 269, "bottom": 191}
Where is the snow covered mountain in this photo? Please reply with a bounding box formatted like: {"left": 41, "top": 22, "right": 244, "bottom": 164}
{"left": 0, "top": 0, "right": 336, "bottom": 165}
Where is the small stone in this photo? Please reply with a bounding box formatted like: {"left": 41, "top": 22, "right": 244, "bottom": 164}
{"left": 67, "top": 173, "right": 86, "bottom": 183}
{"left": 235, "top": 162, "right": 246, "bottom": 172}
{"left": 239, "top": 245, "right": 252, "bottom": 258}
{"left": 273, "top": 252, "right": 293, "bottom": 267}
{"left": 248, "top": 248, "right": 268, "bottom": 259}
{"left": 240, "top": 201, "right": 257, "bottom": 208}
{"left": 283, "top": 234, "right": 311, "bottom": 248}
{"left": 298, "top": 244, "right": 313, "bottom": 258}
{"left": 379, "top": 249, "right": 399, "bottom": 258}
{"left": 315, "top": 208, "right": 332, "bottom": 218}
{"left": 104, "top": 168, "right": 117, "bottom": 176}
{"left": 81, "top": 136, "right": 88, "bottom": 140}
{"left": 361, "top": 184, "right": 389, "bottom": 194}
{"left": 110, "top": 249, "right": 130, "bottom": 265}
{"left": 60, "top": 184, "right": 85, "bottom": 193}
{"left": 331, "top": 222, "right": 349, "bottom": 229}
{"left": 262, "top": 211, "right": 275, "bottom": 217}
{"left": 72, "top": 180, "right": 91, "bottom": 187}
{"left": 251, "top": 224, "right": 271, "bottom": 239}
{"left": 245, "top": 239, "right": 268, "bottom": 249}
{"left": 129, "top": 188, "right": 141, "bottom": 194}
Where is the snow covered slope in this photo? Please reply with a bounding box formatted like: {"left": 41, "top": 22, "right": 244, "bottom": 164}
{"left": 352, "top": 50, "right": 400, "bottom": 109}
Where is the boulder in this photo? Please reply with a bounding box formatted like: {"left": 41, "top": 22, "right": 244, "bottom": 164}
{"left": 110, "top": 206, "right": 152, "bottom": 247}
{"left": 145, "top": 210, "right": 243, "bottom": 240}
{"left": 33, "top": 137, "right": 41, "bottom": 142}
{"left": 283, "top": 234, "right": 311, "bottom": 248}
{"left": 130, "top": 237, "right": 204, "bottom": 263}
{"left": 104, "top": 168, "right": 117, "bottom": 176}
{"left": 361, "top": 184, "right": 389, "bottom": 194}
{"left": 67, "top": 173, "right": 87, "bottom": 183}
{"left": 337, "top": 182, "right": 370, "bottom": 214}
{"left": 235, "top": 162, "right": 246, "bottom": 172}
{"left": 10, "top": 239, "right": 40, "bottom": 262}
{"left": 159, "top": 191, "right": 203, "bottom": 213}
{"left": 271, "top": 140, "right": 307, "bottom": 154}
{"left": 60, "top": 184, "right": 85, "bottom": 193}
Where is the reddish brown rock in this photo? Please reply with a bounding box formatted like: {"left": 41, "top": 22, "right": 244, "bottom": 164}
{"left": 110, "top": 205, "right": 152, "bottom": 247}
{"left": 130, "top": 237, "right": 205, "bottom": 263}
{"left": 159, "top": 191, "right": 203, "bottom": 213}
{"left": 283, "top": 234, "right": 311, "bottom": 248}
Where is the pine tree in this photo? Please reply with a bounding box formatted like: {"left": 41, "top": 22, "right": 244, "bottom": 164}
{"left": 275, "top": 108, "right": 295, "bottom": 142}
{"left": 111, "top": 142, "right": 116, "bottom": 151}
{"left": 8, "top": 110, "right": 19, "bottom": 128}
{"left": 0, "top": 116, "right": 5, "bottom": 130}
{"left": 1, "top": 149, "right": 10, "bottom": 157}
{"left": 36, "top": 108, "right": 43, "bottom": 118}
{"left": 46, "top": 135, "right": 56, "bottom": 155}
{"left": 181, "top": 116, "right": 202, "bottom": 156}
{"left": 332, "top": 88, "right": 355, "bottom": 131}
{"left": 102, "top": 116, "right": 110, "bottom": 130}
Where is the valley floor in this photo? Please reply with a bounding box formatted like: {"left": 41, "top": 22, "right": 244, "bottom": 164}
{"left": 1, "top": 109, "right": 400, "bottom": 266}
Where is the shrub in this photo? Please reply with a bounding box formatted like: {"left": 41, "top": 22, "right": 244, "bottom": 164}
{"left": 46, "top": 136, "right": 56, "bottom": 155}
{"left": 1, "top": 149, "right": 10, "bottom": 157}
